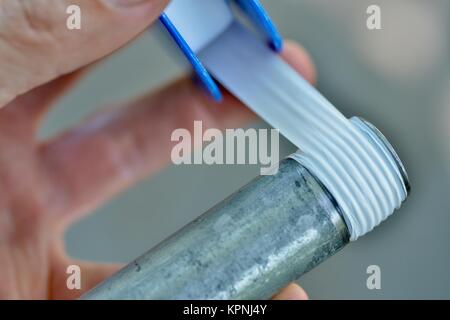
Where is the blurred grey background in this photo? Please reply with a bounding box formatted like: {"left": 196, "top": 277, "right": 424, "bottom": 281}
{"left": 40, "top": 0, "right": 450, "bottom": 299}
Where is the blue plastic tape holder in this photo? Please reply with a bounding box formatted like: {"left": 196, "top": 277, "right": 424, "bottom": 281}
{"left": 159, "top": 0, "right": 283, "bottom": 102}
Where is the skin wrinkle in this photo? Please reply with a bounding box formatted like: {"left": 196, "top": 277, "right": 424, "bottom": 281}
{"left": 0, "top": 0, "right": 170, "bottom": 107}
{"left": 76, "top": 106, "right": 149, "bottom": 183}
{"left": 109, "top": 116, "right": 152, "bottom": 183}
{"left": 16, "top": 0, "right": 57, "bottom": 37}
{"left": 0, "top": 1, "right": 58, "bottom": 106}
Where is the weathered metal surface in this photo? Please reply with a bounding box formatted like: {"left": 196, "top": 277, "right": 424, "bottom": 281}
{"left": 83, "top": 159, "right": 350, "bottom": 300}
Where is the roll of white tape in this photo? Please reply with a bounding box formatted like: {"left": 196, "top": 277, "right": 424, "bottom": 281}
{"left": 164, "top": 1, "right": 407, "bottom": 240}
{"left": 164, "top": 0, "right": 234, "bottom": 53}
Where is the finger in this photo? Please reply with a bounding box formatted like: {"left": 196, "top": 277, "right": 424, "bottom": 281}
{"left": 39, "top": 41, "right": 316, "bottom": 222}
{"left": 272, "top": 283, "right": 309, "bottom": 300}
{"left": 0, "top": 0, "right": 168, "bottom": 107}
{"left": 6, "top": 69, "right": 88, "bottom": 130}
{"left": 51, "top": 259, "right": 122, "bottom": 300}
{"left": 281, "top": 41, "right": 317, "bottom": 85}
{"left": 40, "top": 78, "right": 253, "bottom": 223}
{"left": 10, "top": 41, "right": 312, "bottom": 131}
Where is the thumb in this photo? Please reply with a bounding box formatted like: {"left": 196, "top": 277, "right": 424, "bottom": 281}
{"left": 0, "top": 0, "right": 168, "bottom": 107}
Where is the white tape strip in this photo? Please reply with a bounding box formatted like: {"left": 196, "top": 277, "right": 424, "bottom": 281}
{"left": 164, "top": 0, "right": 407, "bottom": 240}
{"left": 198, "top": 23, "right": 406, "bottom": 240}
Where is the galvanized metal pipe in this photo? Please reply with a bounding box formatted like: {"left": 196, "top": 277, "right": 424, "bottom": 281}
{"left": 82, "top": 119, "right": 409, "bottom": 300}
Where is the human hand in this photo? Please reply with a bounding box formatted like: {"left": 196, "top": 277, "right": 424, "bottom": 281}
{"left": 0, "top": 0, "right": 315, "bottom": 299}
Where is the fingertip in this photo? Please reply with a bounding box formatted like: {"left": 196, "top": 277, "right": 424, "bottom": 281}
{"left": 281, "top": 41, "right": 317, "bottom": 85}
{"left": 273, "top": 283, "right": 309, "bottom": 300}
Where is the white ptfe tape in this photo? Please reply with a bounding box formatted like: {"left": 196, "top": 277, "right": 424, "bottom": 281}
{"left": 164, "top": 0, "right": 234, "bottom": 53}
{"left": 164, "top": 1, "right": 407, "bottom": 240}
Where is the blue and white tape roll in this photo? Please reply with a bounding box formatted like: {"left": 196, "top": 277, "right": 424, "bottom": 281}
{"left": 161, "top": 0, "right": 408, "bottom": 240}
